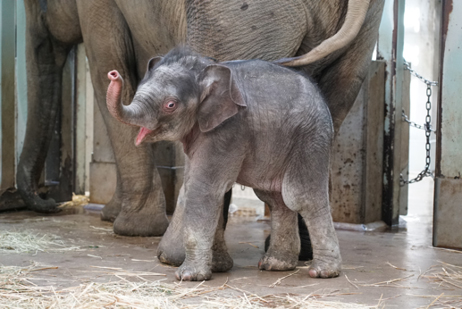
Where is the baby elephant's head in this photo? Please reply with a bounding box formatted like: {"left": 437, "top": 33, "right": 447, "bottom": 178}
{"left": 106, "top": 48, "right": 246, "bottom": 146}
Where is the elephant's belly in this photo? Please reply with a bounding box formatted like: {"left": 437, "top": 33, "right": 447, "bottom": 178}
{"left": 236, "top": 166, "right": 284, "bottom": 193}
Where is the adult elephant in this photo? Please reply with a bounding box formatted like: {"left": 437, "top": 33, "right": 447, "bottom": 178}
{"left": 17, "top": 0, "right": 384, "bottom": 240}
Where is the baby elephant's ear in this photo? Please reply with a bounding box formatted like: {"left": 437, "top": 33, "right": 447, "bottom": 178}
{"left": 145, "top": 56, "right": 163, "bottom": 75}
{"left": 198, "top": 65, "right": 246, "bottom": 132}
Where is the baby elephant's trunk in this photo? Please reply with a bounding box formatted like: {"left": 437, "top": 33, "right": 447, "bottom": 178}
{"left": 106, "top": 70, "right": 139, "bottom": 127}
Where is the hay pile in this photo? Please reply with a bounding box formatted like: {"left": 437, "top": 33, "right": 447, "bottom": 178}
{"left": 421, "top": 261, "right": 462, "bottom": 290}
{"left": 0, "top": 263, "right": 371, "bottom": 309}
{"left": 416, "top": 261, "right": 462, "bottom": 308}
{"left": 59, "top": 194, "right": 90, "bottom": 209}
{"left": 0, "top": 231, "right": 80, "bottom": 254}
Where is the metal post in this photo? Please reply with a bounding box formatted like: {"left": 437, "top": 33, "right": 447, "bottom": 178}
{"left": 433, "top": 0, "right": 462, "bottom": 249}
{"left": 74, "top": 44, "right": 87, "bottom": 195}
{"left": 377, "top": 0, "right": 406, "bottom": 226}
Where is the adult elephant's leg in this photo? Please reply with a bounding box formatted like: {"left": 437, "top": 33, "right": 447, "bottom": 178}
{"left": 211, "top": 190, "right": 233, "bottom": 272}
{"left": 77, "top": 0, "right": 168, "bottom": 236}
{"left": 16, "top": 1, "right": 76, "bottom": 212}
{"left": 317, "top": 0, "right": 385, "bottom": 132}
{"left": 296, "top": 214, "right": 313, "bottom": 261}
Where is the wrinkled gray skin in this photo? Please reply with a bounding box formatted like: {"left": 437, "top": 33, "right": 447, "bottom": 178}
{"left": 107, "top": 47, "right": 340, "bottom": 280}
{"left": 16, "top": 0, "right": 383, "bottom": 240}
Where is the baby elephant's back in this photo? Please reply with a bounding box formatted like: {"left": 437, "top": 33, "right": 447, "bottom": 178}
{"left": 227, "top": 60, "right": 333, "bottom": 142}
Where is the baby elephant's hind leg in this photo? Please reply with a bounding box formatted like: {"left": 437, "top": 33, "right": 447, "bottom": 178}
{"left": 254, "top": 190, "right": 299, "bottom": 271}
{"left": 283, "top": 156, "right": 342, "bottom": 278}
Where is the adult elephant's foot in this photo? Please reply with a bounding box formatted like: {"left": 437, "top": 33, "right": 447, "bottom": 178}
{"left": 113, "top": 207, "right": 169, "bottom": 236}
{"left": 308, "top": 257, "right": 341, "bottom": 278}
{"left": 19, "top": 192, "right": 60, "bottom": 213}
{"left": 29, "top": 197, "right": 60, "bottom": 213}
{"left": 111, "top": 189, "right": 169, "bottom": 236}
{"left": 100, "top": 197, "right": 121, "bottom": 222}
{"left": 0, "top": 189, "right": 27, "bottom": 212}
{"left": 17, "top": 173, "right": 59, "bottom": 213}
{"left": 175, "top": 256, "right": 212, "bottom": 281}
{"left": 258, "top": 249, "right": 298, "bottom": 271}
{"left": 17, "top": 168, "right": 60, "bottom": 213}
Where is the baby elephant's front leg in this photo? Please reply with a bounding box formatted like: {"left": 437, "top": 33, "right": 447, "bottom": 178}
{"left": 175, "top": 183, "right": 225, "bottom": 281}
{"left": 175, "top": 245, "right": 213, "bottom": 281}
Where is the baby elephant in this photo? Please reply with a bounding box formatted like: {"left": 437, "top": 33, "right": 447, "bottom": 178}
{"left": 106, "top": 47, "right": 341, "bottom": 281}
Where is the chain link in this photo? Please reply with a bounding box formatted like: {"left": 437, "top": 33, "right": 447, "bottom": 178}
{"left": 402, "top": 110, "right": 424, "bottom": 130}
{"left": 400, "top": 60, "right": 437, "bottom": 186}
{"left": 402, "top": 109, "right": 436, "bottom": 133}
{"left": 403, "top": 60, "right": 438, "bottom": 87}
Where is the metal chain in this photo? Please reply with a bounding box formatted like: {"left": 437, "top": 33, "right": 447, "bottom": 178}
{"left": 402, "top": 109, "right": 436, "bottom": 132}
{"left": 400, "top": 60, "right": 437, "bottom": 186}
{"left": 403, "top": 60, "right": 438, "bottom": 86}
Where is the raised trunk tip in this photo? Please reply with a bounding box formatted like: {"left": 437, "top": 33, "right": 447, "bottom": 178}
{"left": 106, "top": 70, "right": 136, "bottom": 127}
{"left": 108, "top": 70, "right": 120, "bottom": 81}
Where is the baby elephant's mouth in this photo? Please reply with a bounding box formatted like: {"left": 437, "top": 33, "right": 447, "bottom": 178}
{"left": 135, "top": 127, "right": 160, "bottom": 146}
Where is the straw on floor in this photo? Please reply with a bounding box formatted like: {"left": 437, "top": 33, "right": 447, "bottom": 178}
{"left": 0, "top": 262, "right": 374, "bottom": 309}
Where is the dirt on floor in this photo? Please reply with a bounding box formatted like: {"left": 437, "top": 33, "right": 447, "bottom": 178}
{"left": 0, "top": 199, "right": 461, "bottom": 308}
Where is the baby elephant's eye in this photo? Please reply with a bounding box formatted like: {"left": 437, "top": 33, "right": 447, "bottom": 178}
{"left": 163, "top": 100, "right": 177, "bottom": 113}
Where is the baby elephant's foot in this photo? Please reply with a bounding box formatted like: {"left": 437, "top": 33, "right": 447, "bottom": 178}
{"left": 175, "top": 261, "right": 212, "bottom": 281}
{"left": 157, "top": 245, "right": 184, "bottom": 267}
{"left": 258, "top": 253, "right": 298, "bottom": 271}
{"left": 308, "top": 258, "right": 341, "bottom": 278}
{"left": 212, "top": 250, "right": 233, "bottom": 272}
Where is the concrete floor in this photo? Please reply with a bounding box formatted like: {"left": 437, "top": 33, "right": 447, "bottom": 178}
{"left": 1, "top": 178, "right": 461, "bottom": 308}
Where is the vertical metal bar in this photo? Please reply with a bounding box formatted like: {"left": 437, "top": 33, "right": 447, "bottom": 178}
{"left": 399, "top": 68, "right": 410, "bottom": 215}
{"left": 16, "top": 0, "right": 28, "bottom": 169}
{"left": 436, "top": 0, "right": 461, "bottom": 178}
{"left": 85, "top": 58, "right": 94, "bottom": 193}
{"left": 0, "top": 0, "right": 16, "bottom": 190}
{"left": 377, "top": 0, "right": 406, "bottom": 226}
